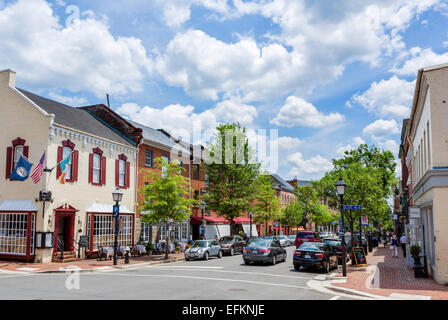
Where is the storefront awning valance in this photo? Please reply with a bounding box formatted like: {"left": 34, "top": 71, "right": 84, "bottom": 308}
{"left": 0, "top": 200, "right": 38, "bottom": 212}
{"left": 233, "top": 217, "right": 251, "bottom": 224}
{"left": 190, "top": 216, "right": 230, "bottom": 225}
{"left": 86, "top": 203, "right": 134, "bottom": 214}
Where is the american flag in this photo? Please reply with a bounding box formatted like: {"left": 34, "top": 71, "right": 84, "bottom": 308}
{"left": 31, "top": 152, "right": 46, "bottom": 184}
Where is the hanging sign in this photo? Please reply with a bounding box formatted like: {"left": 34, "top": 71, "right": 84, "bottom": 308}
{"left": 361, "top": 215, "right": 368, "bottom": 226}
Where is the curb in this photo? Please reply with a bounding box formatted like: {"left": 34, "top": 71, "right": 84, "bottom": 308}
{"left": 323, "top": 283, "right": 388, "bottom": 299}
{"left": 4, "top": 257, "right": 185, "bottom": 274}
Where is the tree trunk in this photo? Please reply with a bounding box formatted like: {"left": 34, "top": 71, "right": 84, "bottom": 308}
{"left": 265, "top": 217, "right": 268, "bottom": 236}
{"left": 165, "top": 222, "right": 169, "bottom": 260}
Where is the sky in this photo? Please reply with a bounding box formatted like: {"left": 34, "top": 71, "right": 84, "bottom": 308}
{"left": 1, "top": 0, "right": 448, "bottom": 181}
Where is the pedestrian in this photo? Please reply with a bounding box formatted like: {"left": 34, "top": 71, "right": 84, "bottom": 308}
{"left": 381, "top": 233, "right": 387, "bottom": 248}
{"left": 391, "top": 234, "right": 399, "bottom": 258}
{"left": 214, "top": 235, "right": 218, "bottom": 241}
{"left": 400, "top": 233, "right": 407, "bottom": 258}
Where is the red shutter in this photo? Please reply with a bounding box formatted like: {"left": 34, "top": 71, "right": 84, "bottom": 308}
{"left": 101, "top": 156, "right": 106, "bottom": 186}
{"left": 88, "top": 153, "right": 93, "bottom": 183}
{"left": 72, "top": 150, "right": 79, "bottom": 181}
{"left": 125, "top": 161, "right": 130, "bottom": 189}
{"left": 115, "top": 159, "right": 119, "bottom": 187}
{"left": 23, "top": 146, "right": 29, "bottom": 158}
{"left": 5, "top": 147, "right": 12, "bottom": 179}
{"left": 56, "top": 146, "right": 63, "bottom": 179}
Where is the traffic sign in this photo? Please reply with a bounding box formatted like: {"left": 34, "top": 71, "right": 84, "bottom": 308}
{"left": 113, "top": 205, "right": 119, "bottom": 218}
{"left": 344, "top": 205, "right": 362, "bottom": 210}
{"left": 361, "top": 215, "right": 368, "bottom": 226}
{"left": 200, "top": 225, "right": 205, "bottom": 235}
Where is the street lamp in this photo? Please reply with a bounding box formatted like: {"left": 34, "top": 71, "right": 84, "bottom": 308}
{"left": 200, "top": 201, "right": 206, "bottom": 239}
{"left": 112, "top": 187, "right": 123, "bottom": 266}
{"left": 335, "top": 177, "right": 347, "bottom": 277}
{"left": 249, "top": 212, "right": 253, "bottom": 238}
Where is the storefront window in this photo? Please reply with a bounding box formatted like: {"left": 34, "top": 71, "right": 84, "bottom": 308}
{"left": 91, "top": 214, "right": 133, "bottom": 250}
{"left": 0, "top": 213, "right": 34, "bottom": 256}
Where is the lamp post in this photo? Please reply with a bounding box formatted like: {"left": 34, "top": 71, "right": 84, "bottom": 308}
{"left": 335, "top": 177, "right": 347, "bottom": 277}
{"left": 112, "top": 187, "right": 123, "bottom": 266}
{"left": 200, "top": 201, "right": 206, "bottom": 239}
{"left": 249, "top": 212, "right": 253, "bottom": 238}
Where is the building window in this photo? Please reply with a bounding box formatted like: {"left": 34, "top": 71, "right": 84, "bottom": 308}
{"left": 119, "top": 160, "right": 125, "bottom": 186}
{"left": 116, "top": 154, "right": 129, "bottom": 188}
{"left": 141, "top": 223, "right": 152, "bottom": 242}
{"left": 0, "top": 212, "right": 35, "bottom": 256}
{"left": 93, "top": 154, "right": 101, "bottom": 184}
{"left": 193, "top": 165, "right": 199, "bottom": 180}
{"left": 6, "top": 137, "right": 29, "bottom": 180}
{"left": 161, "top": 155, "right": 170, "bottom": 178}
{"left": 57, "top": 140, "right": 78, "bottom": 182}
{"left": 145, "top": 149, "right": 153, "bottom": 167}
{"left": 89, "top": 147, "right": 105, "bottom": 186}
{"left": 13, "top": 145, "right": 24, "bottom": 169}
{"left": 91, "top": 214, "right": 133, "bottom": 251}
{"left": 63, "top": 147, "right": 73, "bottom": 180}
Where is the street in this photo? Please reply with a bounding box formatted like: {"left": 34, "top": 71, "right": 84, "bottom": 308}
{"left": 0, "top": 246, "right": 355, "bottom": 300}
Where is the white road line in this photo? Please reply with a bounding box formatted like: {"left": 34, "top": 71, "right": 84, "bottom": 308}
{"left": 151, "top": 266, "right": 224, "bottom": 269}
{"left": 143, "top": 267, "right": 312, "bottom": 280}
{"left": 329, "top": 295, "right": 341, "bottom": 300}
{"left": 86, "top": 272, "right": 311, "bottom": 290}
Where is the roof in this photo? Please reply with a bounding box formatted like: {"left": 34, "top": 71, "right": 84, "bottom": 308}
{"left": 86, "top": 203, "right": 134, "bottom": 214}
{"left": 0, "top": 200, "right": 38, "bottom": 212}
{"left": 127, "top": 119, "right": 190, "bottom": 154}
{"left": 270, "top": 174, "right": 295, "bottom": 193}
{"left": 17, "top": 89, "right": 134, "bottom": 146}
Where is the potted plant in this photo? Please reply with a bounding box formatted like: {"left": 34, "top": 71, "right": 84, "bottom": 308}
{"left": 146, "top": 241, "right": 154, "bottom": 255}
{"left": 410, "top": 245, "right": 421, "bottom": 265}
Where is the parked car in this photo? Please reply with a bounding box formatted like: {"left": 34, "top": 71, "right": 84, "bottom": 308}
{"left": 245, "top": 236, "right": 262, "bottom": 245}
{"left": 218, "top": 235, "right": 246, "bottom": 256}
{"left": 318, "top": 232, "right": 331, "bottom": 239}
{"left": 275, "top": 235, "right": 289, "bottom": 247}
{"left": 243, "top": 239, "right": 287, "bottom": 265}
{"left": 293, "top": 242, "right": 338, "bottom": 273}
{"left": 294, "top": 231, "right": 320, "bottom": 248}
{"left": 185, "top": 240, "right": 223, "bottom": 261}
{"left": 322, "top": 239, "right": 350, "bottom": 263}
{"left": 287, "top": 235, "right": 296, "bottom": 244}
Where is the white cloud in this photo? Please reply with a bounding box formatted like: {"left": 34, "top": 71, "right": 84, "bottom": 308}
{"left": 48, "top": 92, "right": 87, "bottom": 106}
{"left": 287, "top": 152, "right": 332, "bottom": 180}
{"left": 350, "top": 76, "right": 414, "bottom": 118}
{"left": 363, "top": 119, "right": 400, "bottom": 139}
{"left": 0, "top": 0, "right": 153, "bottom": 97}
{"left": 276, "top": 136, "right": 303, "bottom": 151}
{"left": 270, "top": 96, "right": 345, "bottom": 128}
{"left": 391, "top": 47, "right": 448, "bottom": 76}
{"left": 377, "top": 139, "right": 399, "bottom": 154}
{"left": 336, "top": 137, "right": 366, "bottom": 156}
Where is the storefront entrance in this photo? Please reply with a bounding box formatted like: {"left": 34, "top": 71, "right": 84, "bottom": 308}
{"left": 54, "top": 205, "right": 77, "bottom": 252}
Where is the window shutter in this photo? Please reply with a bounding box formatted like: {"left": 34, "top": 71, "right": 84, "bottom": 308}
{"left": 125, "top": 161, "right": 130, "bottom": 189}
{"left": 23, "top": 146, "right": 29, "bottom": 158}
{"left": 5, "top": 147, "right": 12, "bottom": 179}
{"left": 88, "top": 153, "right": 93, "bottom": 183}
{"left": 72, "top": 150, "right": 79, "bottom": 181}
{"left": 56, "top": 146, "right": 63, "bottom": 179}
{"left": 115, "top": 159, "right": 119, "bottom": 187}
{"left": 101, "top": 156, "right": 107, "bottom": 186}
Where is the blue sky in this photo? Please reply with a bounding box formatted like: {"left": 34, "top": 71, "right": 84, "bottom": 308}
{"left": 1, "top": 0, "right": 448, "bottom": 181}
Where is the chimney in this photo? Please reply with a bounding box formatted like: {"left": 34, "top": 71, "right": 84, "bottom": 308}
{"left": 0, "top": 69, "right": 16, "bottom": 87}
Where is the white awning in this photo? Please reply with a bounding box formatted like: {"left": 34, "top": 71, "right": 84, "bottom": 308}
{"left": 0, "top": 200, "right": 38, "bottom": 212}
{"left": 86, "top": 202, "right": 134, "bottom": 214}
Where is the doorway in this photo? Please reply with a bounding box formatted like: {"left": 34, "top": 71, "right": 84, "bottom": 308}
{"left": 54, "top": 213, "right": 75, "bottom": 252}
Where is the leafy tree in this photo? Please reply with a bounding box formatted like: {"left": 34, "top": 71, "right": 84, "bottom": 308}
{"left": 310, "top": 204, "right": 334, "bottom": 226}
{"left": 295, "top": 184, "right": 321, "bottom": 228}
{"left": 252, "top": 174, "right": 282, "bottom": 236}
{"left": 203, "top": 123, "right": 261, "bottom": 235}
{"left": 139, "top": 157, "right": 197, "bottom": 259}
{"left": 280, "top": 200, "right": 303, "bottom": 231}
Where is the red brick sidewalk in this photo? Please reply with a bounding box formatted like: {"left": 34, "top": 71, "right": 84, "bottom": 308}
{"left": 0, "top": 253, "right": 185, "bottom": 273}
{"left": 330, "top": 246, "right": 448, "bottom": 300}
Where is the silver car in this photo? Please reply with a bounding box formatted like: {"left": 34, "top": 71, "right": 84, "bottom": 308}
{"left": 185, "top": 240, "right": 223, "bottom": 261}
{"left": 276, "top": 235, "right": 289, "bottom": 247}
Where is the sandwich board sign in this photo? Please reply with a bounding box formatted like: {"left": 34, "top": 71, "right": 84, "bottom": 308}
{"left": 352, "top": 247, "right": 368, "bottom": 266}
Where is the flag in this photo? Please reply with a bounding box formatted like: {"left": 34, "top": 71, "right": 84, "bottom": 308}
{"left": 31, "top": 152, "right": 46, "bottom": 184}
{"left": 57, "top": 154, "right": 71, "bottom": 184}
{"left": 9, "top": 155, "right": 33, "bottom": 181}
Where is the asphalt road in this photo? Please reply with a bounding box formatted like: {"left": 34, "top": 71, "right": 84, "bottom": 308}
{"left": 0, "top": 246, "right": 356, "bottom": 300}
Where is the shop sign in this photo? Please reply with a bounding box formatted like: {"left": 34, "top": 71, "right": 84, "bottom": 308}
{"left": 409, "top": 206, "right": 420, "bottom": 219}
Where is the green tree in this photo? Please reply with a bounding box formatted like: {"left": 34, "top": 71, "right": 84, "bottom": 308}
{"left": 296, "top": 184, "right": 321, "bottom": 228}
{"left": 252, "top": 174, "right": 282, "bottom": 236}
{"left": 203, "top": 123, "right": 261, "bottom": 235}
{"left": 280, "top": 200, "right": 303, "bottom": 231}
{"left": 139, "top": 157, "right": 197, "bottom": 259}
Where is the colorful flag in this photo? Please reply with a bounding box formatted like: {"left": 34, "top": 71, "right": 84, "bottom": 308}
{"left": 31, "top": 152, "right": 46, "bottom": 184}
{"left": 57, "top": 154, "right": 71, "bottom": 184}
{"left": 9, "top": 155, "right": 33, "bottom": 181}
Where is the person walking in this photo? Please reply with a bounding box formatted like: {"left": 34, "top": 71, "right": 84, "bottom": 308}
{"left": 381, "top": 233, "right": 387, "bottom": 248}
{"left": 391, "top": 234, "right": 399, "bottom": 258}
{"left": 400, "top": 233, "right": 407, "bottom": 258}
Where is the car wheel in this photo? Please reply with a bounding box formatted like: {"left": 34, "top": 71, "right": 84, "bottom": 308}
{"left": 204, "top": 252, "right": 209, "bottom": 261}
{"left": 334, "top": 259, "right": 338, "bottom": 270}
{"left": 324, "top": 261, "right": 330, "bottom": 273}
{"left": 244, "top": 260, "right": 251, "bottom": 265}
{"left": 230, "top": 247, "right": 235, "bottom": 256}
{"left": 271, "top": 255, "right": 277, "bottom": 265}
{"left": 282, "top": 253, "right": 287, "bottom": 262}
{"left": 218, "top": 250, "right": 223, "bottom": 259}
{"left": 294, "top": 265, "right": 301, "bottom": 271}
{"left": 185, "top": 257, "right": 190, "bottom": 261}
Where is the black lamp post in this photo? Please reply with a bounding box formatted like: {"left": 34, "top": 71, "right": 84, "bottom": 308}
{"left": 335, "top": 177, "right": 347, "bottom": 277}
{"left": 112, "top": 187, "right": 123, "bottom": 266}
{"left": 249, "top": 212, "right": 253, "bottom": 238}
{"left": 200, "top": 201, "right": 206, "bottom": 239}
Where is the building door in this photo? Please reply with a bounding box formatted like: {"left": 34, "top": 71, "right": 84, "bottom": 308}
{"left": 54, "top": 212, "right": 75, "bottom": 252}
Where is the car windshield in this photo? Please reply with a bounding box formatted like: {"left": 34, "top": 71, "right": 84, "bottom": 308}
{"left": 323, "top": 238, "right": 339, "bottom": 243}
{"left": 277, "top": 236, "right": 286, "bottom": 239}
{"left": 297, "top": 232, "right": 313, "bottom": 238}
{"left": 219, "top": 237, "right": 234, "bottom": 242}
{"left": 263, "top": 236, "right": 273, "bottom": 239}
{"left": 288, "top": 235, "right": 295, "bottom": 238}
{"left": 192, "top": 241, "right": 209, "bottom": 248}
{"left": 326, "top": 241, "right": 341, "bottom": 246}
{"left": 248, "top": 240, "right": 270, "bottom": 248}
{"left": 299, "top": 243, "right": 324, "bottom": 251}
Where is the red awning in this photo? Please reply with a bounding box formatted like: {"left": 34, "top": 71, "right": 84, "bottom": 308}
{"left": 190, "top": 216, "right": 230, "bottom": 225}
{"left": 233, "top": 217, "right": 251, "bottom": 224}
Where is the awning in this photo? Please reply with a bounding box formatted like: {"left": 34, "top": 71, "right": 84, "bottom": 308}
{"left": 86, "top": 203, "right": 134, "bottom": 214}
{"left": 0, "top": 200, "right": 38, "bottom": 212}
{"left": 233, "top": 217, "right": 251, "bottom": 224}
{"left": 190, "top": 216, "right": 230, "bottom": 225}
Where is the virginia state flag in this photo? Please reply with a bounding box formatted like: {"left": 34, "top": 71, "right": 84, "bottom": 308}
{"left": 9, "top": 155, "right": 33, "bottom": 181}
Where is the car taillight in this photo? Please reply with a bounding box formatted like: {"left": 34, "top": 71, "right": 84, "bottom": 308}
{"left": 259, "top": 249, "right": 270, "bottom": 253}
{"left": 294, "top": 251, "right": 302, "bottom": 257}
{"left": 314, "top": 252, "right": 325, "bottom": 258}
{"left": 338, "top": 247, "right": 343, "bottom": 252}
{"left": 244, "top": 249, "right": 250, "bottom": 253}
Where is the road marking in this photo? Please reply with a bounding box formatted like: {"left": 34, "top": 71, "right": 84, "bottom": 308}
{"left": 16, "top": 267, "right": 40, "bottom": 272}
{"left": 152, "top": 266, "right": 224, "bottom": 269}
{"left": 389, "top": 293, "right": 431, "bottom": 300}
{"left": 329, "top": 295, "right": 341, "bottom": 300}
{"left": 87, "top": 272, "right": 311, "bottom": 290}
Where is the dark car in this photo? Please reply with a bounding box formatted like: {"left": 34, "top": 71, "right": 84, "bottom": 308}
{"left": 322, "top": 239, "right": 350, "bottom": 263}
{"left": 294, "top": 231, "right": 320, "bottom": 248}
{"left": 218, "top": 235, "right": 246, "bottom": 256}
{"left": 245, "top": 236, "right": 262, "bottom": 245}
{"left": 243, "top": 239, "right": 287, "bottom": 265}
{"left": 293, "top": 242, "right": 338, "bottom": 273}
